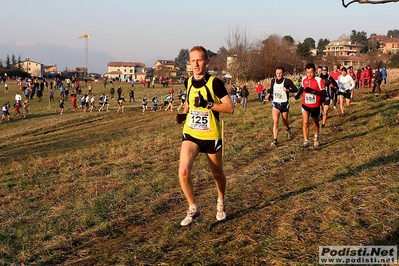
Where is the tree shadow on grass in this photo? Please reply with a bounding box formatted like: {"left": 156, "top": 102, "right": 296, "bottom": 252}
{"left": 371, "top": 218, "right": 399, "bottom": 246}
{"left": 209, "top": 151, "right": 399, "bottom": 229}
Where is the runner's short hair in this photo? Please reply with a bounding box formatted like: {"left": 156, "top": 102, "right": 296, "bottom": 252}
{"left": 305, "top": 63, "right": 316, "bottom": 71}
{"left": 276, "top": 67, "right": 285, "bottom": 73}
{"left": 190, "top": 46, "right": 208, "bottom": 60}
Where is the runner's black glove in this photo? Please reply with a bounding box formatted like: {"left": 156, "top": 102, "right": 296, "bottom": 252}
{"left": 176, "top": 113, "right": 187, "bottom": 124}
{"left": 194, "top": 92, "right": 208, "bottom": 108}
{"left": 304, "top": 87, "right": 316, "bottom": 94}
{"left": 294, "top": 87, "right": 303, "bottom": 100}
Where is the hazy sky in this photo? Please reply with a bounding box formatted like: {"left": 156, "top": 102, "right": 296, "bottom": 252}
{"left": 3, "top": 0, "right": 399, "bottom": 65}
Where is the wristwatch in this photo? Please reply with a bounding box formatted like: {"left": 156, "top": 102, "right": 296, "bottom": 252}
{"left": 207, "top": 102, "right": 213, "bottom": 109}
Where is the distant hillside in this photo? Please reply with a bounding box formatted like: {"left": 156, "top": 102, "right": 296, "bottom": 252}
{"left": 0, "top": 41, "right": 118, "bottom": 74}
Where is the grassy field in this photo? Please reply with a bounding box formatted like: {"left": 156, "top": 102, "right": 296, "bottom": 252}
{"left": 0, "top": 77, "right": 398, "bottom": 265}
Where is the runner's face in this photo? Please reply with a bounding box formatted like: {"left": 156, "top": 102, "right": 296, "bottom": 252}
{"left": 190, "top": 50, "right": 208, "bottom": 77}
{"left": 275, "top": 69, "right": 283, "bottom": 79}
{"left": 306, "top": 68, "right": 315, "bottom": 79}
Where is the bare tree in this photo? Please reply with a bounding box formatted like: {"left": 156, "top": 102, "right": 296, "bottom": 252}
{"left": 342, "top": 0, "right": 398, "bottom": 8}
{"left": 224, "top": 23, "right": 253, "bottom": 83}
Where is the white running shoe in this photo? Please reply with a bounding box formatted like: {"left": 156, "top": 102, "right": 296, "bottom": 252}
{"left": 314, "top": 135, "right": 319, "bottom": 147}
{"left": 180, "top": 206, "right": 200, "bottom": 226}
{"left": 286, "top": 129, "right": 292, "bottom": 139}
{"left": 216, "top": 199, "right": 226, "bottom": 221}
{"left": 301, "top": 140, "right": 309, "bottom": 148}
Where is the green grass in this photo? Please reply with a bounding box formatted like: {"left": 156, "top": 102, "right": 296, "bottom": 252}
{"left": 0, "top": 78, "right": 399, "bottom": 265}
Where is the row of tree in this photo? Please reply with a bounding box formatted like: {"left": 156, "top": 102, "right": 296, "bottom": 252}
{"left": 0, "top": 54, "right": 24, "bottom": 70}
{"left": 174, "top": 27, "right": 399, "bottom": 82}
{"left": 0, "top": 54, "right": 33, "bottom": 78}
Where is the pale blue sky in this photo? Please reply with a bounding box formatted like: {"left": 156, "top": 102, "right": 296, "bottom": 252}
{"left": 2, "top": 0, "right": 399, "bottom": 65}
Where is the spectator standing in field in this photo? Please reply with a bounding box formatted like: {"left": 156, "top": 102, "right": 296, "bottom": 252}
{"left": 360, "top": 67, "right": 366, "bottom": 89}
{"left": 294, "top": 63, "right": 326, "bottom": 148}
{"left": 4, "top": 82, "right": 8, "bottom": 93}
{"left": 117, "top": 86, "right": 123, "bottom": 99}
{"left": 355, "top": 68, "right": 361, "bottom": 89}
{"left": 372, "top": 67, "right": 383, "bottom": 95}
{"left": 367, "top": 65, "right": 373, "bottom": 88}
{"left": 381, "top": 67, "right": 387, "bottom": 85}
{"left": 129, "top": 88, "right": 135, "bottom": 102}
{"left": 266, "top": 67, "right": 298, "bottom": 147}
{"left": 240, "top": 85, "right": 249, "bottom": 110}
{"left": 110, "top": 85, "right": 115, "bottom": 99}
{"left": 60, "top": 84, "right": 65, "bottom": 99}
{"left": 37, "top": 86, "right": 43, "bottom": 102}
{"left": 175, "top": 45, "right": 234, "bottom": 226}
{"left": 337, "top": 67, "right": 355, "bottom": 117}
{"left": 255, "top": 82, "right": 264, "bottom": 105}
{"left": 40, "top": 80, "right": 44, "bottom": 93}
{"left": 147, "top": 78, "right": 151, "bottom": 88}
{"left": 230, "top": 85, "right": 237, "bottom": 106}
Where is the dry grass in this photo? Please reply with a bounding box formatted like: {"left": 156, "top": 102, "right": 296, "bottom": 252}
{"left": 0, "top": 75, "right": 399, "bottom": 265}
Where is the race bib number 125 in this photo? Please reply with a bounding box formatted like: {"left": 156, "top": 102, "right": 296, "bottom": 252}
{"left": 188, "top": 110, "right": 210, "bottom": 131}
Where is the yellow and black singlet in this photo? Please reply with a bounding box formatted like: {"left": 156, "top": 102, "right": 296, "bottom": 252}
{"left": 183, "top": 74, "right": 228, "bottom": 140}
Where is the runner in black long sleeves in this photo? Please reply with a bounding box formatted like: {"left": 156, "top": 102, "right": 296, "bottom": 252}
{"left": 266, "top": 67, "right": 298, "bottom": 147}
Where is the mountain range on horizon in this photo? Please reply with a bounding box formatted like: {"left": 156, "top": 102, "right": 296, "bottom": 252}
{"left": 0, "top": 41, "right": 168, "bottom": 75}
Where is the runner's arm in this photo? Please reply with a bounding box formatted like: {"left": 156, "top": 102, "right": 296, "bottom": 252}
{"left": 210, "top": 94, "right": 234, "bottom": 114}
{"left": 329, "top": 76, "right": 338, "bottom": 88}
{"left": 285, "top": 79, "right": 299, "bottom": 93}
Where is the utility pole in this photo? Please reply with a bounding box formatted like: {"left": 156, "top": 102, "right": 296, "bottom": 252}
{"left": 78, "top": 33, "right": 91, "bottom": 77}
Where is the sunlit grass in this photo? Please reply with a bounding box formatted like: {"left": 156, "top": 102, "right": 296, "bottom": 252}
{"left": 0, "top": 77, "right": 399, "bottom": 264}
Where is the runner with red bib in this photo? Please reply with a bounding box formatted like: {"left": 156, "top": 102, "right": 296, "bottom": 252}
{"left": 295, "top": 63, "right": 327, "bottom": 148}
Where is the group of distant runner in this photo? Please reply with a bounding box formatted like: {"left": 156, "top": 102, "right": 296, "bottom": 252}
{"left": 257, "top": 63, "right": 387, "bottom": 149}
{"left": 0, "top": 77, "right": 191, "bottom": 120}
